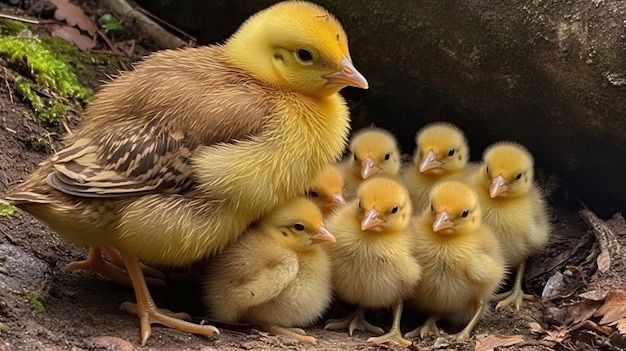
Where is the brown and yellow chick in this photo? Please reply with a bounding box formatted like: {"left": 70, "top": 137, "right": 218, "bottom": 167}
{"left": 324, "top": 177, "right": 421, "bottom": 346}
{"left": 341, "top": 127, "right": 401, "bottom": 199}
{"left": 307, "top": 164, "right": 345, "bottom": 215}
{"left": 202, "top": 197, "right": 335, "bottom": 344}
{"left": 471, "top": 141, "right": 550, "bottom": 311}
{"left": 3, "top": 1, "right": 367, "bottom": 345}
{"left": 406, "top": 181, "right": 505, "bottom": 340}
{"left": 401, "top": 122, "right": 473, "bottom": 214}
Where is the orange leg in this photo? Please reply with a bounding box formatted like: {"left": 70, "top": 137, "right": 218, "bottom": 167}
{"left": 101, "top": 246, "right": 167, "bottom": 282}
{"left": 118, "top": 252, "right": 219, "bottom": 346}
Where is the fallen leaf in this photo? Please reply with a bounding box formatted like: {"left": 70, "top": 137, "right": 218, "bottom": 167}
{"left": 579, "top": 289, "right": 608, "bottom": 301}
{"left": 571, "top": 319, "right": 613, "bottom": 336}
{"left": 528, "top": 322, "right": 544, "bottom": 334}
{"left": 48, "top": 0, "right": 97, "bottom": 36}
{"left": 474, "top": 334, "right": 524, "bottom": 351}
{"left": 543, "top": 328, "right": 568, "bottom": 342}
{"left": 564, "top": 299, "right": 603, "bottom": 326}
{"left": 49, "top": 24, "right": 95, "bottom": 51}
{"left": 594, "top": 289, "right": 626, "bottom": 325}
{"left": 613, "top": 318, "right": 626, "bottom": 334}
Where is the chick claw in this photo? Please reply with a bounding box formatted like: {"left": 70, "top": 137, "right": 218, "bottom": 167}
{"left": 324, "top": 307, "right": 384, "bottom": 336}
{"left": 367, "top": 329, "right": 412, "bottom": 346}
{"left": 494, "top": 288, "right": 536, "bottom": 311}
{"left": 404, "top": 316, "right": 440, "bottom": 339}
{"left": 266, "top": 325, "right": 317, "bottom": 344}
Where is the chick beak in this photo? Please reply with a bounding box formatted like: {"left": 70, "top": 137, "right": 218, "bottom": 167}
{"left": 361, "top": 157, "right": 380, "bottom": 179}
{"left": 433, "top": 210, "right": 454, "bottom": 232}
{"left": 311, "top": 226, "right": 336, "bottom": 244}
{"left": 324, "top": 193, "right": 345, "bottom": 212}
{"left": 324, "top": 56, "right": 369, "bottom": 89}
{"left": 419, "top": 150, "right": 442, "bottom": 172}
{"left": 489, "top": 175, "right": 508, "bottom": 198}
{"left": 361, "top": 208, "right": 384, "bottom": 231}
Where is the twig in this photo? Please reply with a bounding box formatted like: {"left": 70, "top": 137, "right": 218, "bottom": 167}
{"left": 135, "top": 6, "right": 196, "bottom": 44}
{"left": 0, "top": 13, "right": 40, "bottom": 25}
{"left": 1, "top": 67, "right": 14, "bottom": 103}
{"left": 578, "top": 199, "right": 624, "bottom": 274}
{"left": 96, "top": 29, "right": 130, "bottom": 71}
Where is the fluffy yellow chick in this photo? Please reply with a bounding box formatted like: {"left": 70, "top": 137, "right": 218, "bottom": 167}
{"left": 471, "top": 141, "right": 550, "bottom": 311}
{"left": 406, "top": 181, "right": 505, "bottom": 340}
{"left": 307, "top": 164, "right": 345, "bottom": 215}
{"left": 4, "top": 1, "right": 367, "bottom": 345}
{"left": 400, "top": 122, "right": 473, "bottom": 214}
{"left": 341, "top": 127, "right": 401, "bottom": 199}
{"left": 324, "top": 177, "right": 421, "bottom": 346}
{"left": 202, "top": 197, "right": 335, "bottom": 344}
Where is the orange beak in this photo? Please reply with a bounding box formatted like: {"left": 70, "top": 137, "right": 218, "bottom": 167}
{"left": 433, "top": 210, "right": 454, "bottom": 232}
{"left": 324, "top": 56, "right": 369, "bottom": 89}
{"left": 311, "top": 226, "right": 336, "bottom": 243}
{"left": 489, "top": 175, "right": 507, "bottom": 198}
{"left": 419, "top": 150, "right": 442, "bottom": 172}
{"left": 361, "top": 208, "right": 384, "bottom": 231}
{"left": 361, "top": 157, "right": 380, "bottom": 179}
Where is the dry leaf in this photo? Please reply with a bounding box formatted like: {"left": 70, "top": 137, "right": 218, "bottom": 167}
{"left": 615, "top": 318, "right": 626, "bottom": 334}
{"left": 49, "top": 24, "right": 95, "bottom": 51}
{"left": 594, "top": 289, "right": 626, "bottom": 325}
{"left": 579, "top": 289, "right": 608, "bottom": 301}
{"left": 543, "top": 328, "right": 568, "bottom": 342}
{"left": 48, "top": 0, "right": 97, "bottom": 36}
{"left": 528, "top": 322, "right": 545, "bottom": 334}
{"left": 474, "top": 334, "right": 524, "bottom": 351}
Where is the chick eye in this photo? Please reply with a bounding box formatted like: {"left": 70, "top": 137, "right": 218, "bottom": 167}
{"left": 485, "top": 167, "right": 489, "bottom": 174}
{"left": 391, "top": 206, "right": 399, "bottom": 214}
{"left": 358, "top": 201, "right": 362, "bottom": 209}
{"left": 353, "top": 154, "right": 358, "bottom": 162}
{"left": 430, "top": 203, "right": 434, "bottom": 212}
{"left": 308, "top": 191, "right": 319, "bottom": 198}
{"left": 384, "top": 153, "right": 391, "bottom": 161}
{"left": 294, "top": 223, "right": 306, "bottom": 231}
{"left": 461, "top": 210, "right": 469, "bottom": 218}
{"left": 296, "top": 48, "right": 314, "bottom": 63}
{"left": 448, "top": 149, "right": 456, "bottom": 157}
{"left": 515, "top": 173, "right": 523, "bottom": 180}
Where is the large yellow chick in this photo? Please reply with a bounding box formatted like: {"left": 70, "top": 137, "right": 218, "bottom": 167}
{"left": 471, "top": 141, "right": 550, "bottom": 311}
{"left": 3, "top": 1, "right": 367, "bottom": 345}
{"left": 202, "top": 197, "right": 335, "bottom": 344}
{"left": 406, "top": 181, "right": 505, "bottom": 340}
{"left": 324, "top": 177, "right": 421, "bottom": 346}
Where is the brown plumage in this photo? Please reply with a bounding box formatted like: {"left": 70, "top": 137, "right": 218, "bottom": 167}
{"left": 4, "top": 1, "right": 367, "bottom": 345}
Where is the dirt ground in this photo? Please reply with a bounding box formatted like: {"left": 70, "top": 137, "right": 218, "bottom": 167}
{"left": 0, "top": 1, "right": 624, "bottom": 351}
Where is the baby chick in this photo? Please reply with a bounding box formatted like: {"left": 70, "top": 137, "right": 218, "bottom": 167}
{"left": 406, "top": 181, "right": 505, "bottom": 340}
{"left": 4, "top": 1, "right": 367, "bottom": 345}
{"left": 307, "top": 164, "right": 345, "bottom": 215}
{"left": 471, "top": 141, "right": 550, "bottom": 311}
{"left": 341, "top": 127, "right": 401, "bottom": 199}
{"left": 202, "top": 197, "right": 335, "bottom": 344}
{"left": 324, "top": 177, "right": 421, "bottom": 346}
{"left": 400, "top": 122, "right": 473, "bottom": 213}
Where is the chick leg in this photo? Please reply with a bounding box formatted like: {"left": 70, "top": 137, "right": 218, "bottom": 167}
{"left": 324, "top": 306, "right": 384, "bottom": 336}
{"left": 367, "top": 301, "right": 411, "bottom": 346}
{"left": 404, "top": 314, "right": 440, "bottom": 339}
{"left": 494, "top": 261, "right": 536, "bottom": 311}
{"left": 452, "top": 298, "right": 485, "bottom": 340}
{"left": 117, "top": 252, "right": 219, "bottom": 346}
{"left": 264, "top": 325, "right": 317, "bottom": 344}
{"left": 101, "top": 246, "right": 167, "bottom": 282}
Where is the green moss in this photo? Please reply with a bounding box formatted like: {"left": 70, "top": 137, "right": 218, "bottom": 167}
{"left": 23, "top": 290, "right": 44, "bottom": 313}
{"left": 0, "top": 203, "right": 18, "bottom": 217}
{"left": 0, "top": 18, "right": 32, "bottom": 36}
{"left": 41, "top": 36, "right": 119, "bottom": 76}
{"left": 0, "top": 322, "right": 4, "bottom": 332}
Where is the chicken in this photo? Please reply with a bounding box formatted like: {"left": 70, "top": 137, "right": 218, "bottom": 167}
{"left": 400, "top": 122, "right": 473, "bottom": 214}
{"left": 307, "top": 164, "right": 345, "bottom": 215}
{"left": 3, "top": 1, "right": 367, "bottom": 345}
{"left": 202, "top": 197, "right": 335, "bottom": 344}
{"left": 470, "top": 141, "right": 550, "bottom": 311}
{"left": 341, "top": 127, "right": 401, "bottom": 199}
{"left": 324, "top": 177, "right": 421, "bottom": 346}
{"left": 405, "top": 181, "right": 505, "bottom": 340}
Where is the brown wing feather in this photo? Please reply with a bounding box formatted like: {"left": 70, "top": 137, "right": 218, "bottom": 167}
{"left": 45, "top": 45, "right": 276, "bottom": 198}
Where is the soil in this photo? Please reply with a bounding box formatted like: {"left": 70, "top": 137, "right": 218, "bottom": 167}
{"left": 0, "top": 1, "right": 623, "bottom": 351}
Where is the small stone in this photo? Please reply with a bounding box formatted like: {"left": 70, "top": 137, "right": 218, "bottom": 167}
{"left": 87, "top": 336, "right": 135, "bottom": 351}
{"left": 544, "top": 306, "right": 565, "bottom": 326}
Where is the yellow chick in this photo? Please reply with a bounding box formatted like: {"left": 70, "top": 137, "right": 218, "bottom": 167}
{"left": 400, "top": 122, "right": 473, "bottom": 214}
{"left": 202, "top": 197, "right": 335, "bottom": 344}
{"left": 471, "top": 141, "right": 550, "bottom": 311}
{"left": 4, "top": 1, "right": 367, "bottom": 345}
{"left": 341, "top": 127, "right": 401, "bottom": 199}
{"left": 406, "top": 181, "right": 505, "bottom": 340}
{"left": 307, "top": 164, "right": 345, "bottom": 215}
{"left": 324, "top": 177, "right": 421, "bottom": 346}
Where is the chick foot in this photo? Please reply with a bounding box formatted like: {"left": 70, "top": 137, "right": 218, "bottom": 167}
{"left": 101, "top": 246, "right": 167, "bottom": 282}
{"left": 494, "top": 262, "right": 536, "bottom": 311}
{"left": 404, "top": 315, "right": 440, "bottom": 339}
{"left": 367, "top": 301, "right": 411, "bottom": 346}
{"left": 65, "top": 246, "right": 166, "bottom": 287}
{"left": 265, "top": 325, "right": 317, "bottom": 344}
{"left": 325, "top": 306, "right": 384, "bottom": 336}
{"left": 451, "top": 299, "right": 486, "bottom": 341}
{"left": 120, "top": 252, "right": 219, "bottom": 346}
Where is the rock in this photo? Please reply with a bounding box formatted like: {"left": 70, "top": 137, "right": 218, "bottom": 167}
{"left": 0, "top": 244, "right": 51, "bottom": 292}
{"left": 87, "top": 336, "right": 135, "bottom": 351}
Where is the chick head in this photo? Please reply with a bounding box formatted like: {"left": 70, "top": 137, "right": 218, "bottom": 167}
{"left": 307, "top": 165, "right": 345, "bottom": 215}
{"left": 481, "top": 141, "right": 534, "bottom": 199}
{"left": 225, "top": 1, "right": 368, "bottom": 98}
{"left": 427, "top": 181, "right": 481, "bottom": 236}
{"left": 262, "top": 197, "right": 336, "bottom": 251}
{"left": 356, "top": 177, "right": 412, "bottom": 233}
{"left": 413, "top": 122, "right": 469, "bottom": 175}
{"left": 348, "top": 128, "right": 401, "bottom": 180}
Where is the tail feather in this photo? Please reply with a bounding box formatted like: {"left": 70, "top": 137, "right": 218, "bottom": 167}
{"left": 4, "top": 192, "right": 54, "bottom": 205}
